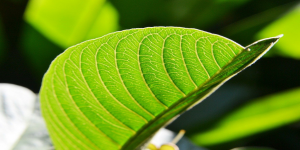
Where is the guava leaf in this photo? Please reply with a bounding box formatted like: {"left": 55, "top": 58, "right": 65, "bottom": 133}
{"left": 39, "top": 27, "right": 280, "bottom": 150}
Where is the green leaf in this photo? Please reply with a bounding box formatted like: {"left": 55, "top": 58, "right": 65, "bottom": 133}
{"left": 39, "top": 27, "right": 280, "bottom": 150}
{"left": 24, "top": 0, "right": 119, "bottom": 48}
{"left": 257, "top": 4, "right": 300, "bottom": 59}
{"left": 191, "top": 87, "right": 300, "bottom": 146}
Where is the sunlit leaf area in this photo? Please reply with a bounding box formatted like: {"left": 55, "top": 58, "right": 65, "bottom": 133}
{"left": 0, "top": 0, "right": 300, "bottom": 150}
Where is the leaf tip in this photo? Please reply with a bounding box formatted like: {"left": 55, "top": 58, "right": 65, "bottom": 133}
{"left": 276, "top": 34, "right": 284, "bottom": 38}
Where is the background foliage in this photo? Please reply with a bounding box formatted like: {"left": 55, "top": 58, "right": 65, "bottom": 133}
{"left": 0, "top": 0, "right": 299, "bottom": 149}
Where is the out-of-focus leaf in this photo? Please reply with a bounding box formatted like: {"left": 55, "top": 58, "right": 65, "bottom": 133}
{"left": 191, "top": 87, "right": 300, "bottom": 146}
{"left": 183, "top": 0, "right": 249, "bottom": 28}
{"left": 222, "top": 2, "right": 295, "bottom": 46}
{"left": 231, "top": 147, "right": 275, "bottom": 150}
{"left": 257, "top": 4, "right": 300, "bottom": 59}
{"left": 24, "top": 0, "right": 119, "bottom": 48}
{"left": 110, "top": 0, "right": 248, "bottom": 29}
{"left": 20, "top": 23, "right": 63, "bottom": 78}
{"left": 0, "top": 83, "right": 52, "bottom": 150}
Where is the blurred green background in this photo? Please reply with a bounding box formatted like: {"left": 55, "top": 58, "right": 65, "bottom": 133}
{"left": 0, "top": 0, "right": 300, "bottom": 149}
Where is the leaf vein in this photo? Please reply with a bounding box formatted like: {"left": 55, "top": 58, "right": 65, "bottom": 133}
{"left": 110, "top": 31, "right": 158, "bottom": 117}
{"left": 180, "top": 35, "right": 198, "bottom": 88}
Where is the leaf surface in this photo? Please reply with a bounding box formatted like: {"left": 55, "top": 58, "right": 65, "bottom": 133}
{"left": 39, "top": 27, "right": 280, "bottom": 150}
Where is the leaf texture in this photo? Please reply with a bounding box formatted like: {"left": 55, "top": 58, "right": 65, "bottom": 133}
{"left": 39, "top": 27, "right": 280, "bottom": 150}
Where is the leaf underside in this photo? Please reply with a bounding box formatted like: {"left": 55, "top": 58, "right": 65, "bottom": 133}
{"left": 39, "top": 27, "right": 280, "bottom": 150}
